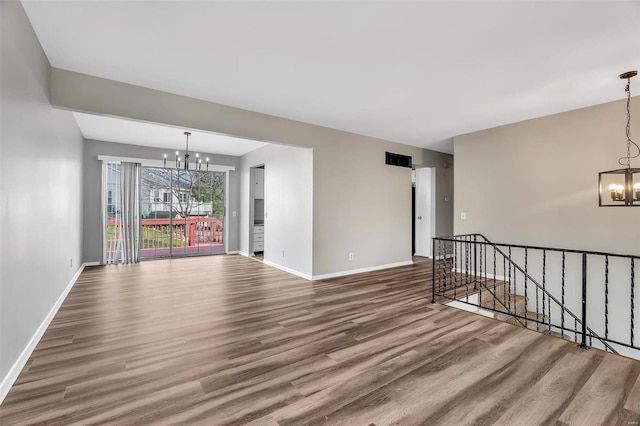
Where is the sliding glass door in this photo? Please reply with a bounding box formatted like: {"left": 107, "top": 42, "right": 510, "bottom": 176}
{"left": 106, "top": 164, "right": 226, "bottom": 261}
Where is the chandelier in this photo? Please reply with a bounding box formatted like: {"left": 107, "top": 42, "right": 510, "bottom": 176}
{"left": 599, "top": 71, "right": 640, "bottom": 206}
{"left": 162, "top": 131, "right": 210, "bottom": 171}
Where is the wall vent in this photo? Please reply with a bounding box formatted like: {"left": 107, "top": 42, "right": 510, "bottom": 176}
{"left": 385, "top": 152, "right": 412, "bottom": 168}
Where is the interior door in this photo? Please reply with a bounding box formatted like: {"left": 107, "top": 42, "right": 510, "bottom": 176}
{"left": 415, "top": 167, "right": 435, "bottom": 257}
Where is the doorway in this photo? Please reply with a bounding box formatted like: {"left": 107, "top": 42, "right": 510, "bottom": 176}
{"left": 414, "top": 167, "right": 436, "bottom": 257}
{"left": 250, "top": 165, "right": 265, "bottom": 258}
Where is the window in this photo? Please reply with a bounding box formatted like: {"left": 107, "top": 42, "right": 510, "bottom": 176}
{"left": 153, "top": 190, "right": 161, "bottom": 202}
{"left": 178, "top": 193, "right": 188, "bottom": 203}
{"left": 163, "top": 192, "right": 171, "bottom": 203}
{"left": 106, "top": 190, "right": 115, "bottom": 216}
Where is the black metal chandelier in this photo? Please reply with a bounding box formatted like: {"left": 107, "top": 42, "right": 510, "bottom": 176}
{"left": 162, "top": 131, "right": 210, "bottom": 171}
{"left": 599, "top": 70, "right": 640, "bottom": 207}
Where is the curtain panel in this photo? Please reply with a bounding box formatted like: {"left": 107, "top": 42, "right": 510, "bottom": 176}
{"left": 103, "top": 161, "right": 141, "bottom": 265}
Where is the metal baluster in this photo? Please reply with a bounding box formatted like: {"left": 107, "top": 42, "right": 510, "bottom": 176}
{"left": 441, "top": 242, "right": 445, "bottom": 294}
{"left": 535, "top": 249, "right": 539, "bottom": 331}
{"left": 524, "top": 248, "right": 528, "bottom": 328}
{"left": 478, "top": 239, "right": 483, "bottom": 307}
{"left": 431, "top": 239, "right": 436, "bottom": 303}
{"left": 605, "top": 255, "right": 609, "bottom": 343}
{"left": 580, "top": 253, "right": 588, "bottom": 349}
{"left": 543, "top": 250, "right": 547, "bottom": 332}
{"left": 483, "top": 243, "right": 492, "bottom": 312}
{"left": 447, "top": 241, "right": 452, "bottom": 294}
{"left": 466, "top": 237, "right": 470, "bottom": 288}
{"left": 503, "top": 248, "right": 507, "bottom": 312}
{"left": 446, "top": 240, "right": 451, "bottom": 294}
{"left": 561, "top": 251, "right": 566, "bottom": 336}
{"left": 445, "top": 241, "right": 450, "bottom": 292}
{"left": 465, "top": 240, "right": 470, "bottom": 303}
{"left": 454, "top": 239, "right": 458, "bottom": 299}
{"left": 474, "top": 238, "right": 486, "bottom": 281}
{"left": 483, "top": 242, "right": 488, "bottom": 304}
{"left": 632, "top": 258, "right": 635, "bottom": 348}
{"left": 493, "top": 246, "right": 504, "bottom": 312}
{"left": 473, "top": 235, "right": 478, "bottom": 290}
{"left": 513, "top": 264, "right": 517, "bottom": 317}
{"left": 508, "top": 247, "right": 512, "bottom": 312}
{"left": 493, "top": 244, "right": 497, "bottom": 314}
{"left": 493, "top": 245, "right": 497, "bottom": 287}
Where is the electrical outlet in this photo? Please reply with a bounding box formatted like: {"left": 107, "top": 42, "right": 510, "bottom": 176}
{"left": 232, "top": 211, "right": 236, "bottom": 217}
{"left": 282, "top": 250, "right": 285, "bottom": 258}
{"left": 348, "top": 252, "right": 354, "bottom": 261}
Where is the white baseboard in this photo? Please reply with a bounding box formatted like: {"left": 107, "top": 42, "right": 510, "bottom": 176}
{"left": 237, "top": 251, "right": 250, "bottom": 257}
{"left": 261, "top": 259, "right": 414, "bottom": 282}
{"left": 0, "top": 262, "right": 89, "bottom": 405}
{"left": 312, "top": 260, "right": 414, "bottom": 281}
{"left": 262, "top": 260, "right": 312, "bottom": 281}
{"left": 226, "top": 250, "right": 240, "bottom": 255}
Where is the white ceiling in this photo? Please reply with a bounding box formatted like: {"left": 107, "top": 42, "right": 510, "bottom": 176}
{"left": 73, "top": 112, "right": 267, "bottom": 156}
{"left": 22, "top": 1, "right": 640, "bottom": 154}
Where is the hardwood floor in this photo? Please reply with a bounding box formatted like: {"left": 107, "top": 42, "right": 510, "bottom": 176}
{"left": 2, "top": 255, "right": 640, "bottom": 425}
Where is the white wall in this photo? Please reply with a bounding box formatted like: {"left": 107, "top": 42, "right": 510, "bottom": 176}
{"left": 0, "top": 0, "right": 84, "bottom": 393}
{"left": 240, "top": 145, "right": 313, "bottom": 278}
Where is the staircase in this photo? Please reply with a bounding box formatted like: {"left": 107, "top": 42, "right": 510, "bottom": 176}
{"left": 446, "top": 276, "right": 559, "bottom": 336}
{"left": 432, "top": 235, "right": 623, "bottom": 350}
{"left": 475, "top": 277, "right": 575, "bottom": 340}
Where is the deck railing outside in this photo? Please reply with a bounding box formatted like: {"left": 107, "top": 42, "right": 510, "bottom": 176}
{"left": 107, "top": 216, "right": 223, "bottom": 256}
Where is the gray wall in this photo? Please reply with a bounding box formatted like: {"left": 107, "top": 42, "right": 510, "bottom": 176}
{"left": 0, "top": 0, "right": 84, "bottom": 384}
{"left": 50, "top": 69, "right": 454, "bottom": 277}
{"left": 310, "top": 135, "right": 453, "bottom": 276}
{"left": 239, "top": 144, "right": 313, "bottom": 277}
{"left": 82, "top": 139, "right": 241, "bottom": 263}
{"left": 454, "top": 96, "right": 640, "bottom": 255}
{"left": 454, "top": 99, "right": 640, "bottom": 358}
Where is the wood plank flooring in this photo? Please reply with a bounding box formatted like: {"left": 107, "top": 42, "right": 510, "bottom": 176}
{"left": 2, "top": 255, "right": 640, "bottom": 425}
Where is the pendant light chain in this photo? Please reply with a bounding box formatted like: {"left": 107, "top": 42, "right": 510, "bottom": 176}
{"left": 619, "top": 76, "right": 640, "bottom": 168}
{"left": 184, "top": 131, "right": 191, "bottom": 171}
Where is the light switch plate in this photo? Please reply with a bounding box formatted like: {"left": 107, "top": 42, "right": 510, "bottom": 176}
{"left": 461, "top": 212, "right": 467, "bottom": 220}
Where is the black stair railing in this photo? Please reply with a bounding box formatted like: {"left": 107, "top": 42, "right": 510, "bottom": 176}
{"left": 432, "top": 234, "right": 640, "bottom": 357}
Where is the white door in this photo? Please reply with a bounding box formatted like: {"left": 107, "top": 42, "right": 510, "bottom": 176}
{"left": 415, "top": 167, "right": 435, "bottom": 257}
